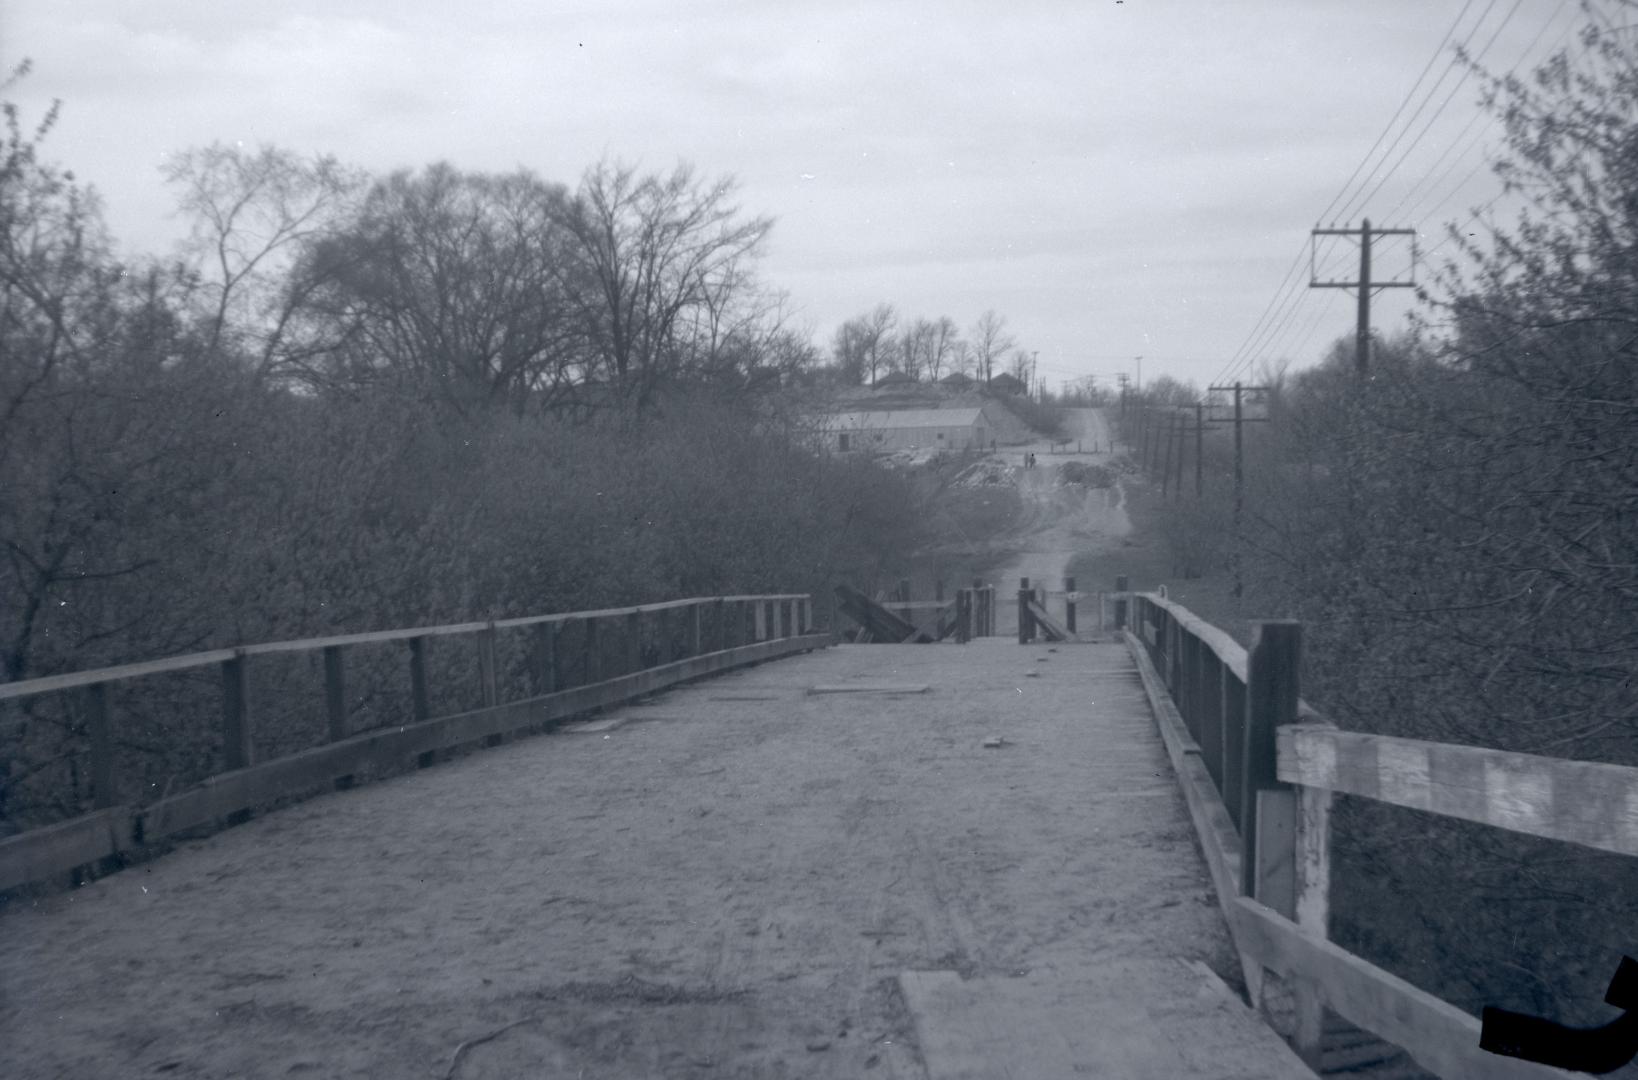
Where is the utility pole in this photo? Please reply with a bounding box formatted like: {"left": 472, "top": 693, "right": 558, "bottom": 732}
{"left": 1310, "top": 218, "right": 1416, "bottom": 375}
{"left": 1206, "top": 382, "right": 1270, "bottom": 598}
{"left": 1160, "top": 412, "right": 1175, "bottom": 498}
{"left": 1172, "top": 411, "right": 1187, "bottom": 499}
{"left": 1194, "top": 401, "right": 1204, "bottom": 498}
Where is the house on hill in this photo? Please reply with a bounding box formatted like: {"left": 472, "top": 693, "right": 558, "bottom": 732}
{"left": 819, "top": 404, "right": 1001, "bottom": 453}
{"left": 871, "top": 370, "right": 918, "bottom": 390}
{"left": 938, "top": 371, "right": 975, "bottom": 390}
{"left": 987, "top": 372, "right": 1027, "bottom": 395}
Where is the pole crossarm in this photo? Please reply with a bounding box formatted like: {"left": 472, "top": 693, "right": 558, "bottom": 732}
{"left": 1307, "top": 219, "right": 1417, "bottom": 373}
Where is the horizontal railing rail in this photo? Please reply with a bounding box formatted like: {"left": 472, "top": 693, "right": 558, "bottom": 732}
{"left": 1121, "top": 589, "right": 1608, "bottom": 1080}
{"left": 0, "top": 593, "right": 820, "bottom": 893}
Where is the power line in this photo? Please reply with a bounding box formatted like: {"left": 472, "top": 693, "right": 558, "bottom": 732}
{"left": 1336, "top": 0, "right": 1528, "bottom": 226}
{"left": 1384, "top": 1, "right": 1574, "bottom": 225}
{"left": 1314, "top": 0, "right": 1481, "bottom": 227}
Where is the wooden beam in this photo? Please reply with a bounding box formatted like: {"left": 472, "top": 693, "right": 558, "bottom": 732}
{"left": 1024, "top": 599, "right": 1070, "bottom": 642}
{"left": 833, "top": 584, "right": 933, "bottom": 643}
{"left": 0, "top": 807, "right": 134, "bottom": 892}
{"left": 1278, "top": 724, "right": 1638, "bottom": 857}
{"left": 1228, "top": 895, "right": 1579, "bottom": 1080}
{"left": 1133, "top": 592, "right": 1248, "bottom": 681}
{"left": 0, "top": 594, "right": 812, "bottom": 703}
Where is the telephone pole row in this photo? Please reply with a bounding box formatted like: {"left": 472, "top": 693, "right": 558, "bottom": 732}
{"left": 1206, "top": 381, "right": 1269, "bottom": 598}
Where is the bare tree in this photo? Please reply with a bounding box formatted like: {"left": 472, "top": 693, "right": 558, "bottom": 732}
{"left": 968, "top": 309, "right": 1013, "bottom": 385}
{"left": 1007, "top": 348, "right": 1033, "bottom": 384}
{"left": 164, "top": 142, "right": 364, "bottom": 377}
{"left": 293, "top": 163, "right": 576, "bottom": 412}
{"left": 926, "top": 316, "right": 960, "bottom": 380}
{"left": 552, "top": 159, "right": 773, "bottom": 412}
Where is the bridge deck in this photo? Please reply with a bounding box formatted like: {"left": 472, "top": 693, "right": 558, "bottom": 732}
{"left": 1, "top": 641, "right": 1312, "bottom": 1079}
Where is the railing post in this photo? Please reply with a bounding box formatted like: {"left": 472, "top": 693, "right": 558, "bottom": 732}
{"left": 221, "top": 650, "right": 253, "bottom": 823}
{"left": 221, "top": 651, "right": 252, "bottom": 772}
{"left": 85, "top": 683, "right": 115, "bottom": 810}
{"left": 690, "top": 602, "right": 703, "bottom": 656}
{"left": 584, "top": 617, "right": 601, "bottom": 685}
{"left": 533, "top": 621, "right": 559, "bottom": 695}
{"left": 408, "top": 636, "right": 434, "bottom": 768}
{"left": 627, "top": 609, "right": 643, "bottom": 672}
{"left": 323, "top": 645, "right": 349, "bottom": 744}
{"left": 1241, "top": 620, "right": 1302, "bottom": 904}
{"left": 801, "top": 596, "right": 811, "bottom": 635}
{"left": 753, "top": 600, "right": 767, "bottom": 643}
{"left": 1180, "top": 632, "right": 1198, "bottom": 740}
{"left": 713, "top": 598, "right": 727, "bottom": 652}
{"left": 477, "top": 624, "right": 499, "bottom": 708}
{"left": 1113, "top": 575, "right": 1129, "bottom": 630}
{"left": 1064, "top": 576, "right": 1077, "bottom": 636}
{"left": 1017, "top": 577, "right": 1032, "bottom": 644}
{"left": 477, "top": 623, "right": 502, "bottom": 747}
{"left": 1198, "top": 653, "right": 1223, "bottom": 792}
{"left": 1293, "top": 778, "right": 1333, "bottom": 1068}
{"left": 407, "top": 637, "right": 431, "bottom": 723}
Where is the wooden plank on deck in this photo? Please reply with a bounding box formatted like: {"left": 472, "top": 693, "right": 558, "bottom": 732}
{"left": 899, "top": 961, "right": 1316, "bottom": 1080}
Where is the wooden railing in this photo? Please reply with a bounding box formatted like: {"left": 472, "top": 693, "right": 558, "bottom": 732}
{"left": 0, "top": 594, "right": 821, "bottom": 894}
{"left": 1122, "top": 591, "right": 1631, "bottom": 1080}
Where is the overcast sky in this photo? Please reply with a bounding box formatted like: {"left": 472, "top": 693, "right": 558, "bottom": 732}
{"left": 1, "top": 1, "right": 1582, "bottom": 390}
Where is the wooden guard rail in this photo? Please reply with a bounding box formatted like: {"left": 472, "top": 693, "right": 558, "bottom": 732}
{"left": 1123, "top": 590, "right": 1625, "bottom": 1080}
{"left": 0, "top": 594, "right": 821, "bottom": 894}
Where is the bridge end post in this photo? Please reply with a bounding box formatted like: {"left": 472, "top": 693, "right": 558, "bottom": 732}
{"left": 1239, "top": 621, "right": 1304, "bottom": 1025}
{"left": 1113, "top": 576, "right": 1128, "bottom": 631}
{"left": 1017, "top": 577, "right": 1033, "bottom": 644}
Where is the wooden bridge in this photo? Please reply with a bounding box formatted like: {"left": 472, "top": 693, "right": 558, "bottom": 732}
{"left": 1, "top": 589, "right": 1631, "bottom": 1078}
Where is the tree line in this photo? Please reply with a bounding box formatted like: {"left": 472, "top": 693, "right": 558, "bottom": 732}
{"left": 0, "top": 68, "right": 929, "bottom": 832}
{"left": 824, "top": 305, "right": 1038, "bottom": 389}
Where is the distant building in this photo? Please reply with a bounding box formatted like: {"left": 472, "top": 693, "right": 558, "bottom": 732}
{"left": 987, "top": 372, "right": 1026, "bottom": 395}
{"left": 819, "top": 405, "right": 1001, "bottom": 453}
{"left": 938, "top": 371, "right": 975, "bottom": 390}
{"left": 871, "top": 370, "right": 918, "bottom": 390}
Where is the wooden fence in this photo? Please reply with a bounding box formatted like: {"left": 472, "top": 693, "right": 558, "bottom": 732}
{"left": 1122, "top": 591, "right": 1629, "bottom": 1080}
{"left": 0, "top": 594, "right": 821, "bottom": 894}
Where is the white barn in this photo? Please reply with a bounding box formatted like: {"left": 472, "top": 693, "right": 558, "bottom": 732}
{"left": 822, "top": 406, "right": 997, "bottom": 453}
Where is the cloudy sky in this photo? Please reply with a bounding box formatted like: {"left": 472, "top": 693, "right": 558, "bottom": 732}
{"left": 1, "top": 1, "right": 1583, "bottom": 390}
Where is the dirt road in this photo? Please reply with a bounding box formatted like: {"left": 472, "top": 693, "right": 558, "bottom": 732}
{"left": 991, "top": 408, "right": 1131, "bottom": 635}
{"left": 1, "top": 642, "right": 1310, "bottom": 1079}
